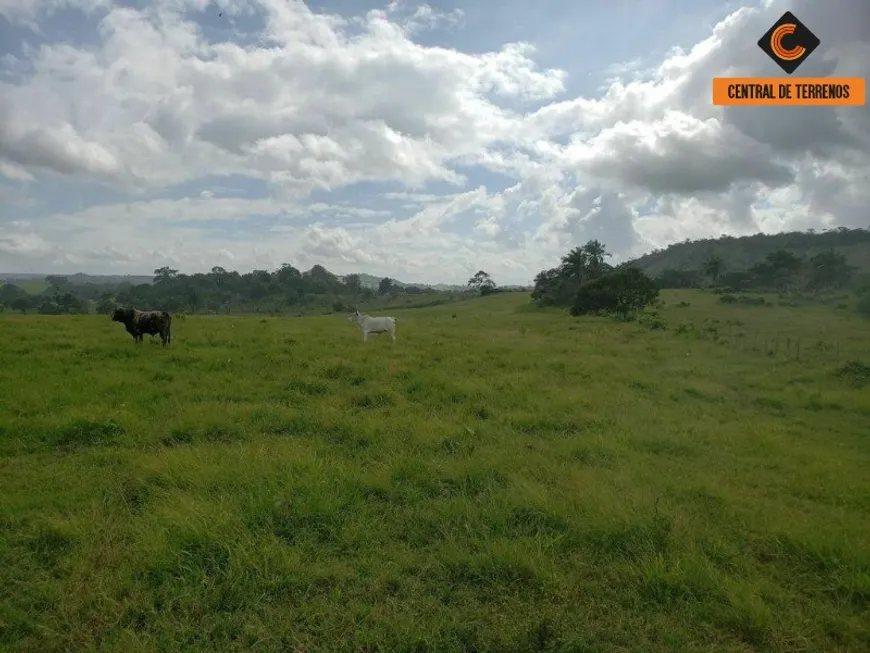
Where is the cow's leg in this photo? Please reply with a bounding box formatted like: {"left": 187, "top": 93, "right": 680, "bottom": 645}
{"left": 363, "top": 331, "right": 368, "bottom": 342}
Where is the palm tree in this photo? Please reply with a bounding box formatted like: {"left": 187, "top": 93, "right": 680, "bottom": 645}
{"left": 560, "top": 247, "right": 588, "bottom": 283}
{"left": 582, "top": 239, "right": 611, "bottom": 279}
{"left": 702, "top": 255, "right": 723, "bottom": 284}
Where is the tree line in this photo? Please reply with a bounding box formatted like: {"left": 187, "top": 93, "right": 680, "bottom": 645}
{"left": 656, "top": 248, "right": 870, "bottom": 317}
{"left": 0, "top": 264, "right": 505, "bottom": 316}
{"left": 7, "top": 234, "right": 865, "bottom": 319}
{"left": 655, "top": 248, "right": 859, "bottom": 293}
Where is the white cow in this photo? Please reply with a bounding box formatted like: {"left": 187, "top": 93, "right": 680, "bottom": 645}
{"left": 348, "top": 310, "right": 397, "bottom": 342}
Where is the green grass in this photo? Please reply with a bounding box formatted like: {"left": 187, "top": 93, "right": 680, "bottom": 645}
{"left": 1, "top": 291, "right": 869, "bottom": 652}
{"left": 12, "top": 279, "right": 48, "bottom": 294}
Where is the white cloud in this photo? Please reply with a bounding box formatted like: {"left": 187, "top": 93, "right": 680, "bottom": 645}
{"left": 0, "top": 161, "right": 35, "bottom": 182}
{"left": 0, "top": 220, "right": 54, "bottom": 257}
{"left": 565, "top": 111, "right": 794, "bottom": 194}
{"left": 0, "top": 0, "right": 110, "bottom": 25}
{"left": 0, "top": 0, "right": 868, "bottom": 284}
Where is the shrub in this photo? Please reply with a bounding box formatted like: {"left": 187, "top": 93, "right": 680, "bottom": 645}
{"left": 571, "top": 266, "right": 659, "bottom": 320}
{"left": 638, "top": 311, "right": 667, "bottom": 330}
{"left": 836, "top": 361, "right": 870, "bottom": 387}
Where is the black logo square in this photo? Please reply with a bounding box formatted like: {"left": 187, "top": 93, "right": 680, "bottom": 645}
{"left": 757, "top": 11, "right": 820, "bottom": 74}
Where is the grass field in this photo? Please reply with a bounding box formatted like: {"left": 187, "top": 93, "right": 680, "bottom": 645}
{"left": 3, "top": 279, "right": 49, "bottom": 294}
{"left": 1, "top": 291, "right": 869, "bottom": 652}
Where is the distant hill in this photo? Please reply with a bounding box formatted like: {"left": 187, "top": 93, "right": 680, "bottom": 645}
{"left": 349, "top": 273, "right": 466, "bottom": 291}
{"left": 0, "top": 272, "right": 153, "bottom": 286}
{"left": 0, "top": 270, "right": 468, "bottom": 293}
{"left": 628, "top": 227, "right": 870, "bottom": 277}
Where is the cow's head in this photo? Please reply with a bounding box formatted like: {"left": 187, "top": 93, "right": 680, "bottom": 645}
{"left": 111, "top": 307, "right": 133, "bottom": 323}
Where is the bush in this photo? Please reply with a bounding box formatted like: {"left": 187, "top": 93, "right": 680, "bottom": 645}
{"left": 571, "top": 266, "right": 659, "bottom": 320}
{"left": 719, "top": 294, "right": 768, "bottom": 306}
{"left": 836, "top": 360, "right": 870, "bottom": 387}
{"left": 569, "top": 281, "right": 614, "bottom": 316}
{"left": 638, "top": 311, "right": 667, "bottom": 330}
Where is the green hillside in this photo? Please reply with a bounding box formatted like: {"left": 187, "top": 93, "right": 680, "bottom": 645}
{"left": 350, "top": 273, "right": 465, "bottom": 291}
{"left": 0, "top": 273, "right": 152, "bottom": 289}
{"left": 14, "top": 279, "right": 48, "bottom": 294}
{"left": 629, "top": 227, "right": 870, "bottom": 277}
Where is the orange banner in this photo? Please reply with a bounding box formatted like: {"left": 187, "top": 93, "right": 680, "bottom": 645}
{"left": 712, "top": 77, "right": 865, "bottom": 106}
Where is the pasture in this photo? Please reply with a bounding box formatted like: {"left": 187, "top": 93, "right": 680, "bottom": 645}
{"left": 1, "top": 291, "right": 869, "bottom": 652}
{"left": 2, "top": 279, "right": 49, "bottom": 294}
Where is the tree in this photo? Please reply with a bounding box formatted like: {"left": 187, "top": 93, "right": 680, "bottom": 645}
{"left": 559, "top": 240, "right": 611, "bottom": 284}
{"left": 46, "top": 275, "right": 70, "bottom": 293}
{"left": 531, "top": 268, "right": 566, "bottom": 306}
{"left": 209, "top": 266, "right": 236, "bottom": 310}
{"left": 153, "top": 267, "right": 179, "bottom": 284}
{"left": 758, "top": 249, "right": 804, "bottom": 291}
{"left": 343, "top": 274, "right": 362, "bottom": 294}
{"left": 467, "top": 270, "right": 496, "bottom": 295}
{"left": 559, "top": 247, "right": 588, "bottom": 284}
{"left": 0, "top": 283, "right": 28, "bottom": 309}
{"left": 531, "top": 240, "right": 613, "bottom": 308}
{"left": 246, "top": 269, "right": 275, "bottom": 299}
{"left": 96, "top": 294, "right": 116, "bottom": 314}
{"left": 302, "top": 265, "right": 342, "bottom": 294}
{"left": 378, "top": 277, "right": 395, "bottom": 295}
{"left": 37, "top": 291, "right": 88, "bottom": 315}
{"left": 657, "top": 268, "right": 701, "bottom": 289}
{"left": 581, "top": 239, "right": 610, "bottom": 280}
{"left": 11, "top": 296, "right": 33, "bottom": 314}
{"left": 702, "top": 255, "right": 723, "bottom": 284}
{"left": 808, "top": 249, "right": 854, "bottom": 291}
{"left": 571, "top": 266, "right": 659, "bottom": 319}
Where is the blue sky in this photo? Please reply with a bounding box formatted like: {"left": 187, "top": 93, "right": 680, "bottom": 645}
{"left": 1, "top": 0, "right": 867, "bottom": 284}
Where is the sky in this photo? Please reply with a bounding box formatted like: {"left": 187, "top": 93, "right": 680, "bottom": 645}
{"left": 0, "top": 0, "right": 868, "bottom": 285}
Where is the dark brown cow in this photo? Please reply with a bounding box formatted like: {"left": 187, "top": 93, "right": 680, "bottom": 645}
{"left": 111, "top": 307, "right": 172, "bottom": 346}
